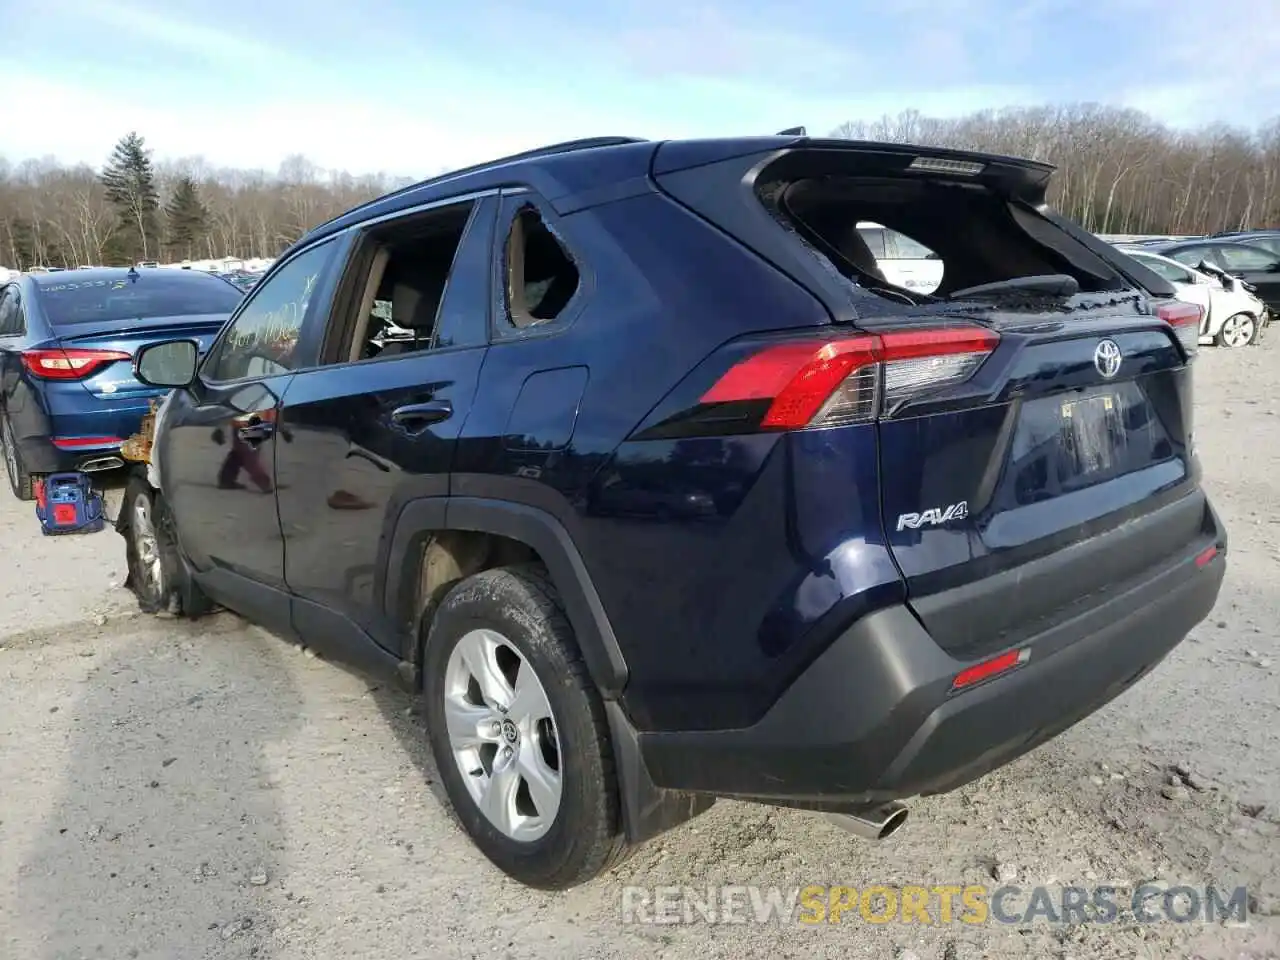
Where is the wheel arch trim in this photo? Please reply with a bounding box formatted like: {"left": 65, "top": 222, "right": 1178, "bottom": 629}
{"left": 383, "top": 496, "right": 629, "bottom": 699}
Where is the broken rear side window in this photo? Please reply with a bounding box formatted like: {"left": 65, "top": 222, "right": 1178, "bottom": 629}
{"left": 758, "top": 173, "right": 1125, "bottom": 304}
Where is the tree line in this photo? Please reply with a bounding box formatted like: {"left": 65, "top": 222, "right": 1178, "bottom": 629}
{"left": 831, "top": 105, "right": 1280, "bottom": 236}
{"left": 2, "top": 104, "right": 1278, "bottom": 270}
{"left": 0, "top": 131, "right": 412, "bottom": 270}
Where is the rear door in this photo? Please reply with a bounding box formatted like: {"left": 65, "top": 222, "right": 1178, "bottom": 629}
{"left": 160, "top": 237, "right": 346, "bottom": 624}
{"left": 274, "top": 195, "right": 496, "bottom": 652}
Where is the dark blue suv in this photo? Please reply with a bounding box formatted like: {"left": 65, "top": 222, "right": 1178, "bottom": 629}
{"left": 123, "top": 134, "right": 1227, "bottom": 889}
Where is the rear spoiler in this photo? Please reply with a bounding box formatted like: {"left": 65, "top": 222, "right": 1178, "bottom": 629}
{"left": 654, "top": 136, "right": 1056, "bottom": 206}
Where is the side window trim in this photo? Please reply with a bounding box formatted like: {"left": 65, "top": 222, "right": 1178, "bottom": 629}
{"left": 1219, "top": 245, "right": 1277, "bottom": 271}
{"left": 6, "top": 286, "right": 25, "bottom": 337}
{"left": 198, "top": 236, "right": 343, "bottom": 387}
{"left": 0, "top": 286, "right": 13, "bottom": 336}
{"left": 490, "top": 188, "right": 591, "bottom": 343}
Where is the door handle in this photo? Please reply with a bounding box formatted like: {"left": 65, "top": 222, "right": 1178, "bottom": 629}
{"left": 391, "top": 400, "right": 452, "bottom": 428}
{"left": 237, "top": 420, "right": 275, "bottom": 444}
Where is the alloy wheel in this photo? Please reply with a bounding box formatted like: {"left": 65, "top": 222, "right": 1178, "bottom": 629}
{"left": 443, "top": 628, "right": 563, "bottom": 842}
{"left": 1220, "top": 314, "right": 1256, "bottom": 348}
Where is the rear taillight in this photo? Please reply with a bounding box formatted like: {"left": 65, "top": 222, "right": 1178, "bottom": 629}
{"left": 21, "top": 348, "right": 131, "bottom": 380}
{"left": 700, "top": 325, "right": 999, "bottom": 430}
{"left": 1158, "top": 302, "right": 1202, "bottom": 357}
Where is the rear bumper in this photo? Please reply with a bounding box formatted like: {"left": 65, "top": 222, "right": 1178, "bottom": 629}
{"left": 18, "top": 434, "right": 127, "bottom": 474}
{"left": 637, "top": 499, "right": 1226, "bottom": 805}
{"left": 17, "top": 401, "right": 151, "bottom": 474}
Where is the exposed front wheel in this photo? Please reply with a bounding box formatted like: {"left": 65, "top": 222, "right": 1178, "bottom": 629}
{"left": 120, "top": 474, "right": 213, "bottom": 617}
{"left": 422, "top": 564, "right": 629, "bottom": 889}
{"left": 1215, "top": 312, "right": 1256, "bottom": 348}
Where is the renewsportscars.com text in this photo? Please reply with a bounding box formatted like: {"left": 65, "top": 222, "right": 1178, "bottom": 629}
{"left": 619, "top": 884, "right": 1251, "bottom": 926}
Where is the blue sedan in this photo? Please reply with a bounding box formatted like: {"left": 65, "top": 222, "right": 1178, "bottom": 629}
{"left": 0, "top": 267, "right": 243, "bottom": 499}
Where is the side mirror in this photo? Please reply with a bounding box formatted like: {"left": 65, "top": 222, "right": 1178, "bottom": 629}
{"left": 135, "top": 339, "right": 199, "bottom": 388}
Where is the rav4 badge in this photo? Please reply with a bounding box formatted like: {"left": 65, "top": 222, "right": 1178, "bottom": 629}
{"left": 897, "top": 501, "right": 969, "bottom": 532}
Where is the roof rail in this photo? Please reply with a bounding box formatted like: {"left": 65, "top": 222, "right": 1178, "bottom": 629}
{"left": 308, "top": 136, "right": 647, "bottom": 236}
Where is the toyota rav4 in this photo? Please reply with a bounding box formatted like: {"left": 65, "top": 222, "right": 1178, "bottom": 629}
{"left": 118, "top": 134, "right": 1226, "bottom": 890}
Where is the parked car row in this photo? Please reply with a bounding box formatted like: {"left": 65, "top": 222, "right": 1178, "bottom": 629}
{"left": 1117, "top": 248, "right": 1269, "bottom": 348}
{"left": 1110, "top": 230, "right": 1280, "bottom": 348}
{"left": 857, "top": 224, "right": 1278, "bottom": 351}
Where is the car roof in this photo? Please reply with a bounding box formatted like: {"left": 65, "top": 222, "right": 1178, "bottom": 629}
{"left": 1148, "top": 239, "right": 1210, "bottom": 251}
{"left": 295, "top": 133, "right": 1059, "bottom": 252}
{"left": 26, "top": 266, "right": 225, "bottom": 288}
{"left": 1155, "top": 238, "right": 1272, "bottom": 253}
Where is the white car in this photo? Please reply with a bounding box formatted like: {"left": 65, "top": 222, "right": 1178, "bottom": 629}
{"left": 857, "top": 221, "right": 944, "bottom": 294}
{"left": 1119, "top": 247, "right": 1267, "bottom": 348}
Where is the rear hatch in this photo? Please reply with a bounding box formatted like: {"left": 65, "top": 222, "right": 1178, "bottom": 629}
{"left": 653, "top": 137, "right": 1212, "bottom": 658}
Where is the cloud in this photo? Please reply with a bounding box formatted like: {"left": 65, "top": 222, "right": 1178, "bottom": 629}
{"left": 3, "top": 0, "right": 1276, "bottom": 177}
{"left": 1113, "top": 0, "right": 1280, "bottom": 127}
{"left": 39, "top": 0, "right": 305, "bottom": 72}
{"left": 0, "top": 68, "right": 535, "bottom": 177}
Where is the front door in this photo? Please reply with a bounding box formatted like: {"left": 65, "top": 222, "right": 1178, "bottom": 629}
{"left": 275, "top": 195, "right": 497, "bottom": 654}
{"left": 160, "top": 237, "right": 345, "bottom": 625}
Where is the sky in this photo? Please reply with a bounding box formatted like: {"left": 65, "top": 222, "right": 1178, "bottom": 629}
{"left": 2, "top": 0, "right": 1278, "bottom": 179}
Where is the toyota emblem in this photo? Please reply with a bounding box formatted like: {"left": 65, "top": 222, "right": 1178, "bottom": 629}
{"left": 1094, "top": 339, "right": 1122, "bottom": 379}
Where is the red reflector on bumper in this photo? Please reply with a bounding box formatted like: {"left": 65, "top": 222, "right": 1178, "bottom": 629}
{"left": 951, "top": 647, "right": 1030, "bottom": 692}
{"left": 51, "top": 436, "right": 122, "bottom": 449}
{"left": 1194, "top": 545, "right": 1218, "bottom": 568}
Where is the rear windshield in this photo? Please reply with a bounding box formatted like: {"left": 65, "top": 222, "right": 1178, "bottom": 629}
{"left": 36, "top": 273, "right": 244, "bottom": 326}
{"left": 757, "top": 173, "right": 1126, "bottom": 303}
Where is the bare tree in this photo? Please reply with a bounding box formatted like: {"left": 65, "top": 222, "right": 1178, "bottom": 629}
{"left": 829, "top": 104, "right": 1280, "bottom": 237}
{"left": 2, "top": 108, "right": 1278, "bottom": 269}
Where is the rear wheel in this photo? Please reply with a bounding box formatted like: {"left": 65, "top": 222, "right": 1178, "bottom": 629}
{"left": 1, "top": 414, "right": 34, "bottom": 501}
{"left": 1215, "top": 312, "right": 1256, "bottom": 348}
{"left": 422, "top": 564, "right": 629, "bottom": 889}
{"left": 120, "top": 474, "right": 213, "bottom": 616}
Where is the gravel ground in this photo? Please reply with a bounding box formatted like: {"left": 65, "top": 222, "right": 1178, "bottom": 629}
{"left": 2, "top": 343, "right": 1279, "bottom": 959}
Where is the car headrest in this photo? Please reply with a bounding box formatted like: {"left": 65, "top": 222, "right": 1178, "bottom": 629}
{"left": 391, "top": 279, "right": 445, "bottom": 330}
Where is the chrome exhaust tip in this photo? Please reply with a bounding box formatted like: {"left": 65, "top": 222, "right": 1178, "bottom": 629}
{"left": 824, "top": 802, "right": 909, "bottom": 840}
{"left": 79, "top": 456, "right": 125, "bottom": 472}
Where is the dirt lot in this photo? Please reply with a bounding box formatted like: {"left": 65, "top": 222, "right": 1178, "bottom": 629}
{"left": 2, "top": 344, "right": 1279, "bottom": 960}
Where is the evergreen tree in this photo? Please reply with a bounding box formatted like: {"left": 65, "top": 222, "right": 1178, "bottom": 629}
{"left": 165, "top": 176, "right": 208, "bottom": 260}
{"left": 100, "top": 132, "right": 160, "bottom": 262}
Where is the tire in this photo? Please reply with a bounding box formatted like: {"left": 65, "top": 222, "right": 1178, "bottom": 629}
{"left": 2, "top": 414, "right": 34, "bottom": 501}
{"left": 422, "top": 564, "right": 629, "bottom": 889}
{"left": 119, "top": 474, "right": 214, "bottom": 617}
{"left": 1215, "top": 312, "right": 1256, "bottom": 349}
